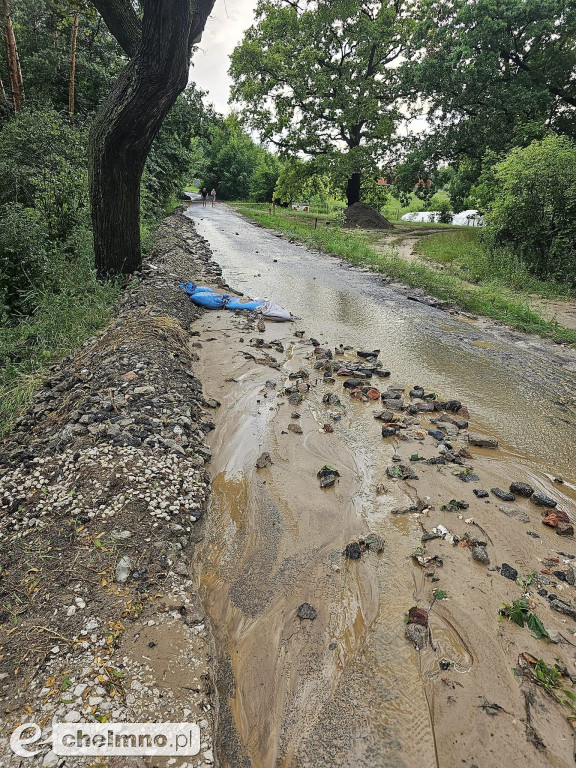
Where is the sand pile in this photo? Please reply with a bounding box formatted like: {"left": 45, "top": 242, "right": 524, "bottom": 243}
{"left": 343, "top": 202, "right": 393, "bottom": 229}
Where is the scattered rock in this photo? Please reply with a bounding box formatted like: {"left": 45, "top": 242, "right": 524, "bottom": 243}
{"left": 491, "top": 487, "right": 515, "bottom": 502}
{"left": 473, "top": 489, "right": 489, "bottom": 499}
{"left": 114, "top": 555, "right": 132, "bottom": 584}
{"left": 405, "top": 623, "right": 427, "bottom": 650}
{"left": 550, "top": 599, "right": 576, "bottom": 621}
{"left": 472, "top": 546, "right": 490, "bottom": 565}
{"left": 531, "top": 492, "right": 557, "bottom": 507}
{"left": 509, "top": 481, "right": 534, "bottom": 497}
{"left": 500, "top": 563, "right": 518, "bottom": 581}
{"left": 408, "top": 607, "right": 429, "bottom": 626}
{"left": 288, "top": 423, "right": 303, "bottom": 434}
{"left": 297, "top": 603, "right": 317, "bottom": 620}
{"left": 256, "top": 452, "right": 273, "bottom": 469}
{"left": 344, "top": 542, "right": 362, "bottom": 560}
{"left": 468, "top": 433, "right": 499, "bottom": 449}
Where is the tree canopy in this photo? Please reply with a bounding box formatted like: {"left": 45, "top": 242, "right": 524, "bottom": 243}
{"left": 230, "top": 0, "right": 411, "bottom": 205}
{"left": 397, "top": 0, "right": 576, "bottom": 205}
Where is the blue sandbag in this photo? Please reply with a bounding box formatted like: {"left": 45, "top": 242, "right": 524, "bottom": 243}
{"left": 179, "top": 282, "right": 264, "bottom": 311}
{"left": 180, "top": 282, "right": 214, "bottom": 296}
{"left": 189, "top": 292, "right": 228, "bottom": 309}
{"left": 226, "top": 298, "right": 264, "bottom": 311}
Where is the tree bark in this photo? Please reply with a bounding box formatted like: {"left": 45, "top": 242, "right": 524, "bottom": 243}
{"left": 69, "top": 12, "right": 79, "bottom": 127}
{"left": 0, "top": 0, "right": 24, "bottom": 113}
{"left": 346, "top": 172, "right": 361, "bottom": 206}
{"left": 89, "top": 0, "right": 214, "bottom": 278}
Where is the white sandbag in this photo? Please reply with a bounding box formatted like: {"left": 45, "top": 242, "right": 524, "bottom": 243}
{"left": 255, "top": 300, "right": 292, "bottom": 322}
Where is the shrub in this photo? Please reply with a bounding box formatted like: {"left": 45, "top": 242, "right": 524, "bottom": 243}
{"left": 482, "top": 136, "right": 576, "bottom": 285}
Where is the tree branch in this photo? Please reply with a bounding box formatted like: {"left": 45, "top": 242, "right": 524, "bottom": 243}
{"left": 90, "top": 0, "right": 141, "bottom": 57}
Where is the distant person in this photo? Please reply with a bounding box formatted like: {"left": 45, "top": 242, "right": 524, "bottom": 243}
{"left": 211, "top": 188, "right": 216, "bottom": 207}
{"left": 200, "top": 187, "right": 208, "bottom": 207}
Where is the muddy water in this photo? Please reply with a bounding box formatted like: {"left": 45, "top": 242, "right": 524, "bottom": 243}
{"left": 187, "top": 203, "right": 576, "bottom": 480}
{"left": 187, "top": 203, "right": 576, "bottom": 767}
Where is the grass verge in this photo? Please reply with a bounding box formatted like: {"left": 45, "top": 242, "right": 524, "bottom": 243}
{"left": 232, "top": 203, "right": 576, "bottom": 346}
{"left": 0, "top": 242, "right": 120, "bottom": 438}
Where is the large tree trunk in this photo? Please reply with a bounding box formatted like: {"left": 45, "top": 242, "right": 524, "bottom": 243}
{"left": 69, "top": 12, "right": 79, "bottom": 127}
{"left": 89, "top": 0, "right": 214, "bottom": 278}
{"left": 0, "top": 0, "right": 24, "bottom": 112}
{"left": 346, "top": 172, "right": 361, "bottom": 206}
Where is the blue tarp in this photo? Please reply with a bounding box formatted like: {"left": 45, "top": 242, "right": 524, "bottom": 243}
{"left": 179, "top": 282, "right": 264, "bottom": 311}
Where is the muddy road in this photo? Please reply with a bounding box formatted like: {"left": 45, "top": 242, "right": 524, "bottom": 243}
{"left": 184, "top": 202, "right": 576, "bottom": 768}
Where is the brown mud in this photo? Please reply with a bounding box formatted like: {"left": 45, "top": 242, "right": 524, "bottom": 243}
{"left": 191, "top": 307, "right": 576, "bottom": 768}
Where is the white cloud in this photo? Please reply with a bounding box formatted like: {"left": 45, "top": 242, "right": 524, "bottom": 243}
{"left": 190, "top": 0, "right": 259, "bottom": 114}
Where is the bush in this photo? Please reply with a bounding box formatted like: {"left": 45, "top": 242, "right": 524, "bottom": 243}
{"left": 483, "top": 136, "right": 576, "bottom": 285}
{"left": 0, "top": 205, "right": 49, "bottom": 319}
{"left": 436, "top": 198, "right": 453, "bottom": 224}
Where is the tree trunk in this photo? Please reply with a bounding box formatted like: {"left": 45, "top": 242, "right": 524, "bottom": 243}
{"left": 0, "top": 0, "right": 24, "bottom": 112}
{"left": 346, "top": 172, "right": 361, "bottom": 206}
{"left": 89, "top": 0, "right": 214, "bottom": 278}
{"left": 69, "top": 12, "right": 79, "bottom": 127}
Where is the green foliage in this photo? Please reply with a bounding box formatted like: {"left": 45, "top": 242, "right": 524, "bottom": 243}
{"left": 6, "top": 0, "right": 122, "bottom": 119}
{"left": 436, "top": 199, "right": 453, "bottom": 224}
{"left": 250, "top": 152, "right": 283, "bottom": 203}
{"left": 0, "top": 108, "right": 89, "bottom": 238}
{"left": 0, "top": 204, "right": 49, "bottom": 318}
{"left": 483, "top": 135, "right": 576, "bottom": 285}
{"left": 500, "top": 597, "right": 550, "bottom": 640}
{"left": 201, "top": 115, "right": 281, "bottom": 202}
{"left": 230, "top": 0, "right": 410, "bottom": 200}
{"left": 404, "top": 0, "right": 576, "bottom": 171}
{"left": 360, "top": 176, "right": 390, "bottom": 212}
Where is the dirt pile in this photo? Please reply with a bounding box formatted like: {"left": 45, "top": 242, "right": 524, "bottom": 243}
{"left": 0, "top": 209, "right": 220, "bottom": 766}
{"left": 343, "top": 202, "right": 394, "bottom": 229}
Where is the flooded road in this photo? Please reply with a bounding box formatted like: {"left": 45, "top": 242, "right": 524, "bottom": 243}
{"left": 187, "top": 203, "right": 576, "bottom": 481}
{"left": 185, "top": 202, "right": 576, "bottom": 768}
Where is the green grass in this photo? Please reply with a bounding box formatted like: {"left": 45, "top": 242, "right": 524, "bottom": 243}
{"left": 0, "top": 242, "right": 120, "bottom": 437}
{"left": 416, "top": 229, "right": 574, "bottom": 298}
{"left": 232, "top": 203, "right": 576, "bottom": 345}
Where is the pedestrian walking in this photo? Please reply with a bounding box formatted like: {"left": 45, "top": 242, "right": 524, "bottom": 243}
{"left": 211, "top": 188, "right": 216, "bottom": 207}
{"left": 200, "top": 187, "right": 208, "bottom": 207}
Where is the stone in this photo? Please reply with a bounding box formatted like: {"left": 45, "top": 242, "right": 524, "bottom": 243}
{"left": 491, "top": 488, "right": 515, "bottom": 502}
{"left": 64, "top": 711, "right": 82, "bottom": 723}
{"left": 473, "top": 489, "right": 489, "bottom": 498}
{"left": 499, "top": 505, "right": 517, "bottom": 516}
{"left": 405, "top": 623, "right": 427, "bottom": 650}
{"left": 114, "top": 555, "right": 132, "bottom": 584}
{"left": 467, "top": 433, "right": 498, "bottom": 449}
{"left": 297, "top": 603, "right": 317, "bottom": 620}
{"left": 509, "top": 481, "right": 534, "bottom": 497}
{"left": 428, "top": 429, "right": 445, "bottom": 441}
{"left": 531, "top": 492, "right": 557, "bottom": 507}
{"left": 408, "top": 607, "right": 428, "bottom": 626}
{"left": 557, "top": 521, "right": 574, "bottom": 537}
{"left": 320, "top": 474, "right": 337, "bottom": 488}
{"left": 472, "top": 546, "right": 490, "bottom": 565}
{"left": 500, "top": 563, "right": 518, "bottom": 581}
{"left": 133, "top": 386, "right": 155, "bottom": 395}
{"left": 256, "top": 452, "right": 273, "bottom": 469}
{"left": 288, "top": 423, "right": 303, "bottom": 435}
{"left": 550, "top": 599, "right": 576, "bottom": 621}
{"left": 344, "top": 542, "right": 362, "bottom": 559}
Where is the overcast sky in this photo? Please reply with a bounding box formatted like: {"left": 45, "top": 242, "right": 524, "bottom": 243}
{"left": 191, "top": 0, "right": 259, "bottom": 114}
